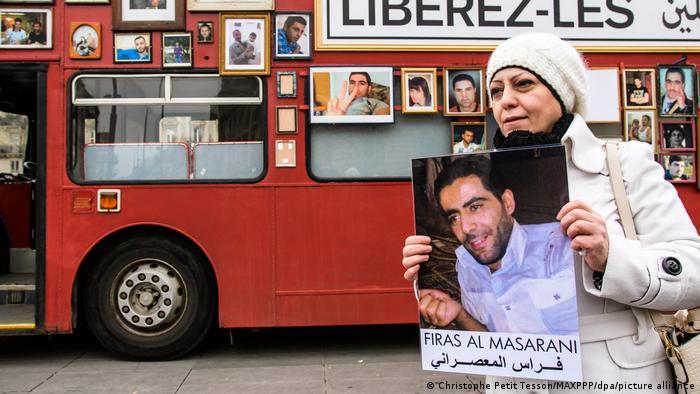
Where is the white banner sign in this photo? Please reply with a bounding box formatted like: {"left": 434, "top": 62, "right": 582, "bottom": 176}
{"left": 315, "top": 0, "right": 700, "bottom": 51}
{"left": 421, "top": 329, "right": 583, "bottom": 382}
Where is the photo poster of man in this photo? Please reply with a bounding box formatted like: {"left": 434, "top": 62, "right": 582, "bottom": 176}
{"left": 411, "top": 145, "right": 582, "bottom": 382}
{"left": 224, "top": 18, "right": 264, "bottom": 71}
{"left": 309, "top": 67, "right": 394, "bottom": 124}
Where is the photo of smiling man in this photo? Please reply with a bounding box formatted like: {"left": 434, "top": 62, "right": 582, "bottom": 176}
{"left": 412, "top": 146, "right": 582, "bottom": 380}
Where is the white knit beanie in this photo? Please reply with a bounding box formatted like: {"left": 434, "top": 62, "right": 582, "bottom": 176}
{"left": 486, "top": 33, "right": 588, "bottom": 116}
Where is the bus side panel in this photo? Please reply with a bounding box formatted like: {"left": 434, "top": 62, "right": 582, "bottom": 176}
{"left": 274, "top": 184, "right": 417, "bottom": 326}
{"left": 54, "top": 187, "right": 276, "bottom": 331}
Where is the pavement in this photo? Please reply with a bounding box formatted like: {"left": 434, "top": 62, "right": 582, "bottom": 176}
{"left": 0, "top": 325, "right": 484, "bottom": 394}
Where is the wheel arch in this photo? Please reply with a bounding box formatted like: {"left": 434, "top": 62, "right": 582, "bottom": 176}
{"left": 72, "top": 224, "right": 219, "bottom": 331}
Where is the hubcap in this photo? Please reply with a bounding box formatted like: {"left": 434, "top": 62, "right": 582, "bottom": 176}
{"left": 114, "top": 259, "right": 186, "bottom": 334}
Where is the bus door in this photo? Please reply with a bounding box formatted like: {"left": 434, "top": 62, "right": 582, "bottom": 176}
{"left": 0, "top": 64, "right": 46, "bottom": 333}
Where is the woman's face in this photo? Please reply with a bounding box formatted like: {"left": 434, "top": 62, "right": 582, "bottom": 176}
{"left": 409, "top": 86, "right": 425, "bottom": 106}
{"left": 489, "top": 67, "right": 563, "bottom": 135}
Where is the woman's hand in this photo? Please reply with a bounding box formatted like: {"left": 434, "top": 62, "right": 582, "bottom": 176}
{"left": 557, "top": 200, "right": 609, "bottom": 272}
{"left": 402, "top": 235, "right": 432, "bottom": 281}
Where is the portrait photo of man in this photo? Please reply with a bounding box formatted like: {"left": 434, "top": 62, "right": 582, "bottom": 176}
{"left": 310, "top": 67, "right": 394, "bottom": 124}
{"left": 412, "top": 147, "right": 577, "bottom": 336}
{"left": 623, "top": 69, "right": 655, "bottom": 108}
{"left": 662, "top": 121, "right": 695, "bottom": 150}
{"left": 274, "top": 13, "right": 310, "bottom": 59}
{"left": 451, "top": 122, "right": 486, "bottom": 153}
{"left": 114, "top": 33, "right": 151, "bottom": 62}
{"left": 662, "top": 154, "right": 695, "bottom": 182}
{"left": 659, "top": 66, "right": 696, "bottom": 116}
{"left": 444, "top": 69, "right": 484, "bottom": 116}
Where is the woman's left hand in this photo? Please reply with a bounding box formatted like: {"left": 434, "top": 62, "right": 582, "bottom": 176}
{"left": 557, "top": 200, "right": 609, "bottom": 272}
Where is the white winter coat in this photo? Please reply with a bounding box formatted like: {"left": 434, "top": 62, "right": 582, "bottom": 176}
{"left": 488, "top": 114, "right": 700, "bottom": 393}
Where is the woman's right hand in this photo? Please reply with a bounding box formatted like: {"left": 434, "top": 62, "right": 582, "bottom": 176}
{"left": 402, "top": 235, "right": 432, "bottom": 281}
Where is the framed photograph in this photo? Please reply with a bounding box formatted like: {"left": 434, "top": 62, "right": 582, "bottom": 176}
{"left": 188, "top": 0, "right": 273, "bottom": 12}
{"left": 624, "top": 110, "right": 655, "bottom": 146}
{"left": 275, "top": 140, "right": 296, "bottom": 168}
{"left": 113, "top": 32, "right": 151, "bottom": 63}
{"left": 162, "top": 31, "right": 192, "bottom": 68}
{"left": 196, "top": 21, "right": 213, "bottom": 43}
{"left": 660, "top": 153, "right": 695, "bottom": 183}
{"left": 65, "top": 0, "right": 110, "bottom": 4}
{"left": 623, "top": 68, "right": 655, "bottom": 109}
{"left": 401, "top": 68, "right": 437, "bottom": 114}
{"left": 273, "top": 12, "right": 310, "bottom": 60}
{"left": 277, "top": 71, "right": 296, "bottom": 98}
{"left": 309, "top": 66, "right": 394, "bottom": 124}
{"left": 220, "top": 13, "right": 270, "bottom": 75}
{"left": 451, "top": 122, "right": 486, "bottom": 153}
{"left": 0, "top": 9, "right": 52, "bottom": 49}
{"left": 443, "top": 68, "right": 485, "bottom": 116}
{"left": 658, "top": 65, "right": 696, "bottom": 117}
{"left": 660, "top": 119, "right": 695, "bottom": 151}
{"left": 69, "top": 22, "right": 101, "bottom": 59}
{"left": 112, "top": 0, "right": 184, "bottom": 31}
{"left": 276, "top": 106, "right": 297, "bottom": 134}
{"left": 0, "top": 0, "right": 52, "bottom": 3}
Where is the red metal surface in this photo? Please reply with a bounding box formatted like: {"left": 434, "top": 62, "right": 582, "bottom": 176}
{"left": 1, "top": 0, "right": 698, "bottom": 333}
{"left": 0, "top": 183, "right": 31, "bottom": 247}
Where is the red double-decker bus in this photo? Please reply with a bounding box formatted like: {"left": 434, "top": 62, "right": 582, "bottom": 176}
{"left": 1, "top": 0, "right": 698, "bottom": 359}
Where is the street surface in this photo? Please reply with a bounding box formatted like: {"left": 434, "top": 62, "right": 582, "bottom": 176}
{"left": 0, "top": 325, "right": 483, "bottom": 394}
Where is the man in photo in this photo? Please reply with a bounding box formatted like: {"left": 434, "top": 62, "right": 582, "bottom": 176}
{"left": 661, "top": 68, "right": 695, "bottom": 115}
{"left": 116, "top": 36, "right": 150, "bottom": 61}
{"left": 452, "top": 128, "right": 482, "bottom": 153}
{"left": 632, "top": 114, "right": 652, "bottom": 144}
{"left": 277, "top": 16, "right": 306, "bottom": 55}
{"left": 325, "top": 72, "right": 390, "bottom": 116}
{"left": 665, "top": 155, "right": 689, "bottom": 180}
{"left": 628, "top": 74, "right": 650, "bottom": 106}
{"left": 418, "top": 155, "right": 577, "bottom": 335}
{"left": 26, "top": 21, "right": 46, "bottom": 45}
{"left": 229, "top": 29, "right": 254, "bottom": 65}
{"left": 3, "top": 18, "right": 27, "bottom": 45}
{"left": 665, "top": 125, "right": 689, "bottom": 149}
{"left": 449, "top": 74, "right": 479, "bottom": 113}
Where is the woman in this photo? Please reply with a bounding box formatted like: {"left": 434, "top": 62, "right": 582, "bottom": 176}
{"left": 402, "top": 33, "right": 700, "bottom": 392}
{"left": 408, "top": 76, "right": 432, "bottom": 107}
{"left": 198, "top": 23, "right": 212, "bottom": 43}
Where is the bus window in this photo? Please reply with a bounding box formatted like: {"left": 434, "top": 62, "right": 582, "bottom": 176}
{"left": 309, "top": 112, "right": 451, "bottom": 180}
{"left": 69, "top": 74, "right": 264, "bottom": 183}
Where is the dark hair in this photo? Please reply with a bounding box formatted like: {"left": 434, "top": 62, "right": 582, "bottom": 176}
{"left": 349, "top": 72, "right": 371, "bottom": 86}
{"left": 669, "top": 155, "right": 683, "bottom": 165}
{"left": 434, "top": 155, "right": 506, "bottom": 211}
{"left": 408, "top": 76, "right": 432, "bottom": 106}
{"left": 134, "top": 35, "right": 146, "bottom": 43}
{"left": 14, "top": 18, "right": 22, "bottom": 24}
{"left": 666, "top": 67, "right": 686, "bottom": 84}
{"left": 642, "top": 114, "right": 650, "bottom": 122}
{"left": 452, "top": 73, "right": 476, "bottom": 90}
{"left": 32, "top": 21, "right": 41, "bottom": 27}
{"left": 249, "top": 32, "right": 257, "bottom": 38}
{"left": 284, "top": 16, "right": 307, "bottom": 29}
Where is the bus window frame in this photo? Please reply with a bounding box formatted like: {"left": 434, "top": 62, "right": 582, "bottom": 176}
{"left": 66, "top": 69, "right": 268, "bottom": 186}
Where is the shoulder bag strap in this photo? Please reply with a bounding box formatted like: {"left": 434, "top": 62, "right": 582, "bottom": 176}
{"left": 604, "top": 142, "right": 638, "bottom": 241}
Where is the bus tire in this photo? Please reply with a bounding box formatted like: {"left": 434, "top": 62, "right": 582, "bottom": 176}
{"left": 83, "top": 236, "right": 214, "bottom": 360}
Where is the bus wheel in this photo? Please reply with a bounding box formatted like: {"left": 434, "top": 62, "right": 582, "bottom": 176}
{"left": 84, "top": 237, "right": 214, "bottom": 360}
